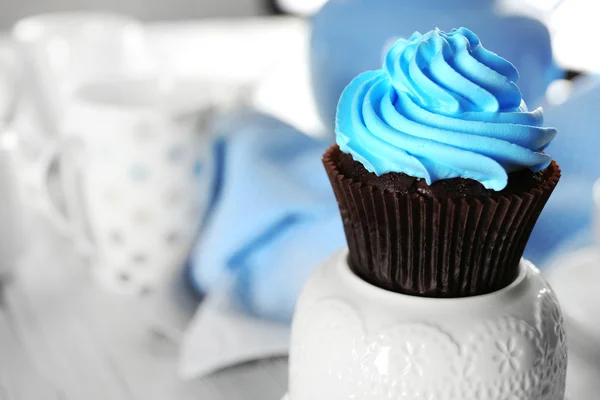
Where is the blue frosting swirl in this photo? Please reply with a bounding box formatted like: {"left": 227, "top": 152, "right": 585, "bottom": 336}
{"left": 335, "top": 27, "right": 556, "bottom": 191}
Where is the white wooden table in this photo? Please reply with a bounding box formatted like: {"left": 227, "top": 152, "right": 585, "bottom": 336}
{"left": 0, "top": 214, "right": 288, "bottom": 400}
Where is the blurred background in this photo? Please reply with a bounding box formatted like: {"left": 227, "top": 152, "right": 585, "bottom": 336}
{"left": 0, "top": 0, "right": 599, "bottom": 399}
{"left": 0, "top": 0, "right": 265, "bottom": 26}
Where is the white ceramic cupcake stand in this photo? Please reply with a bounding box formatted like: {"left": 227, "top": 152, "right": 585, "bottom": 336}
{"left": 283, "top": 248, "right": 567, "bottom": 400}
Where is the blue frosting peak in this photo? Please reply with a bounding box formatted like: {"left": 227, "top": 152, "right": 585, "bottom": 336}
{"left": 335, "top": 27, "right": 556, "bottom": 191}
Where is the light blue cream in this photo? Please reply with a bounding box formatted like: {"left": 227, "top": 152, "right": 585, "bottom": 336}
{"left": 335, "top": 28, "right": 556, "bottom": 191}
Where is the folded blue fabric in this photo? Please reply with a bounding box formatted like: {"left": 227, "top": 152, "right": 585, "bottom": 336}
{"left": 526, "top": 75, "right": 600, "bottom": 267}
{"left": 187, "top": 4, "right": 567, "bottom": 322}
{"left": 188, "top": 77, "right": 597, "bottom": 321}
{"left": 188, "top": 111, "right": 345, "bottom": 322}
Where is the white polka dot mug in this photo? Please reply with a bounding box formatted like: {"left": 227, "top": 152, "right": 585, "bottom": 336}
{"left": 32, "top": 76, "right": 216, "bottom": 295}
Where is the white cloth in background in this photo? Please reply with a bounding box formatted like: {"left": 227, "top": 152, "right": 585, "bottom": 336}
{"left": 179, "top": 284, "right": 290, "bottom": 379}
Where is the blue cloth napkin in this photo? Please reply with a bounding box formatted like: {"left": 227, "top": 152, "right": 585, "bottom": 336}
{"left": 310, "top": 0, "right": 561, "bottom": 132}
{"left": 188, "top": 110, "right": 345, "bottom": 322}
{"left": 526, "top": 75, "right": 600, "bottom": 267}
{"left": 188, "top": 75, "right": 599, "bottom": 321}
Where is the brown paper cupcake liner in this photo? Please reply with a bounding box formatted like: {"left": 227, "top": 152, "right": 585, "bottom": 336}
{"left": 324, "top": 145, "right": 561, "bottom": 297}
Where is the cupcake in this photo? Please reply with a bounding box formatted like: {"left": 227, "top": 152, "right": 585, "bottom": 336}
{"left": 324, "top": 27, "right": 560, "bottom": 297}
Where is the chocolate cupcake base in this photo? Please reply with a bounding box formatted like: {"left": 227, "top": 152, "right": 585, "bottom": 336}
{"left": 324, "top": 145, "right": 561, "bottom": 297}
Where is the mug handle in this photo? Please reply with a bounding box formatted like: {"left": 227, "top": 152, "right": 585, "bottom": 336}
{"left": 26, "top": 137, "right": 95, "bottom": 256}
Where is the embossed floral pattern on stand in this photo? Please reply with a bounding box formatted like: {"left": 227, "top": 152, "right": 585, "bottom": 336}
{"left": 290, "top": 290, "right": 567, "bottom": 400}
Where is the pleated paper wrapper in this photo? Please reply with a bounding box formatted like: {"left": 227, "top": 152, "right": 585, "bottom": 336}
{"left": 323, "top": 145, "right": 561, "bottom": 297}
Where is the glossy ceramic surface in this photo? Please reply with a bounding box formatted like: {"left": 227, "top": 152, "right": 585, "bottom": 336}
{"left": 286, "top": 248, "right": 567, "bottom": 400}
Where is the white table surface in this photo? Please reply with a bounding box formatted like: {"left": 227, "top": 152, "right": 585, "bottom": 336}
{"left": 0, "top": 211, "right": 291, "bottom": 400}
{"left": 0, "top": 17, "right": 303, "bottom": 400}
{"left": 0, "top": 212, "right": 288, "bottom": 400}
